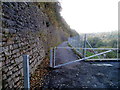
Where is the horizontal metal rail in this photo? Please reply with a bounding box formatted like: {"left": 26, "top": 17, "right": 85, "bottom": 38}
{"left": 86, "top": 58, "right": 120, "bottom": 61}
{"left": 84, "top": 50, "right": 112, "bottom": 59}
{"left": 54, "top": 59, "right": 83, "bottom": 68}
{"left": 56, "top": 47, "right": 118, "bottom": 50}
{"left": 54, "top": 50, "right": 113, "bottom": 68}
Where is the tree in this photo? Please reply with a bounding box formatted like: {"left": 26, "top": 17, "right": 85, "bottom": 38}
{"left": 88, "top": 37, "right": 101, "bottom": 48}
{"left": 109, "top": 39, "right": 117, "bottom": 48}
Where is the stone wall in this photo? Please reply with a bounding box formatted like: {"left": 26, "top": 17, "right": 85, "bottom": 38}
{"left": 1, "top": 2, "right": 75, "bottom": 89}
{"left": 0, "top": 60, "right": 2, "bottom": 89}
{"left": 1, "top": 29, "right": 46, "bottom": 88}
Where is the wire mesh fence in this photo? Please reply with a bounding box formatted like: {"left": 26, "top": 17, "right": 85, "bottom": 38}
{"left": 68, "top": 35, "right": 84, "bottom": 48}
{"left": 68, "top": 35, "right": 84, "bottom": 57}
{"left": 68, "top": 35, "right": 118, "bottom": 59}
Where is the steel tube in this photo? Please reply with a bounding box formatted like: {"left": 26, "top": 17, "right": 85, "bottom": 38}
{"left": 53, "top": 47, "right": 56, "bottom": 68}
{"left": 56, "top": 47, "right": 118, "bottom": 50}
{"left": 50, "top": 48, "right": 53, "bottom": 67}
{"left": 54, "top": 50, "right": 113, "bottom": 68}
{"left": 23, "top": 55, "right": 30, "bottom": 89}
{"left": 84, "top": 50, "right": 112, "bottom": 59}
{"left": 83, "top": 34, "right": 86, "bottom": 58}
{"left": 86, "top": 58, "right": 120, "bottom": 61}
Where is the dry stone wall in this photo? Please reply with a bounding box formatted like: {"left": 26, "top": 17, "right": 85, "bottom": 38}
{"left": 1, "top": 29, "right": 45, "bottom": 89}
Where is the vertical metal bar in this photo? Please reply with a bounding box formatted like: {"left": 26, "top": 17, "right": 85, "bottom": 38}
{"left": 79, "top": 35, "right": 81, "bottom": 47}
{"left": 83, "top": 34, "right": 86, "bottom": 58}
{"left": 53, "top": 47, "right": 56, "bottom": 68}
{"left": 85, "top": 34, "right": 87, "bottom": 57}
{"left": 117, "top": 36, "right": 119, "bottom": 61}
{"left": 117, "top": 1, "right": 119, "bottom": 61}
{"left": 117, "top": 17, "right": 119, "bottom": 61}
{"left": 50, "top": 48, "right": 53, "bottom": 67}
{"left": 83, "top": 36, "right": 84, "bottom": 57}
{"left": 117, "top": 41, "right": 119, "bottom": 59}
{"left": 23, "top": 55, "right": 30, "bottom": 89}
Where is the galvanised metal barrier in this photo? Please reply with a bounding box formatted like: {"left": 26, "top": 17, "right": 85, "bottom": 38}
{"left": 50, "top": 47, "right": 119, "bottom": 68}
{"left": 50, "top": 34, "right": 119, "bottom": 68}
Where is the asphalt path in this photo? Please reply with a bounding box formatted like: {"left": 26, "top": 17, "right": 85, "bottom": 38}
{"left": 43, "top": 42, "right": 120, "bottom": 88}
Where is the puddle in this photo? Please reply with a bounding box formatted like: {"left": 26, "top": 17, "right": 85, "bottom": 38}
{"left": 92, "top": 64, "right": 113, "bottom": 67}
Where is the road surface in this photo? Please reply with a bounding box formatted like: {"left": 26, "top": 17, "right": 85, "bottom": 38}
{"left": 43, "top": 41, "right": 120, "bottom": 88}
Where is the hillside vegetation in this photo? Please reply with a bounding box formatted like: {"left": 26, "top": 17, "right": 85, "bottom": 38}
{"left": 80, "top": 31, "right": 118, "bottom": 48}
{"left": 79, "top": 31, "right": 119, "bottom": 58}
{"left": 36, "top": 2, "right": 78, "bottom": 37}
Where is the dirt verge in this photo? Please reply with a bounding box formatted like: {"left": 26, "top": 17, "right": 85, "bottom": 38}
{"left": 30, "top": 58, "right": 50, "bottom": 88}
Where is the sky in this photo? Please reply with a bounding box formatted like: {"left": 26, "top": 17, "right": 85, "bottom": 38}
{"left": 60, "top": 0, "right": 119, "bottom": 33}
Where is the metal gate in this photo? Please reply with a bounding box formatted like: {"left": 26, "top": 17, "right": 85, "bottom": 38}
{"left": 50, "top": 34, "right": 119, "bottom": 68}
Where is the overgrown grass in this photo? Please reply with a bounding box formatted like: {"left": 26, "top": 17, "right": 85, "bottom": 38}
{"left": 86, "top": 51, "right": 98, "bottom": 59}
{"left": 105, "top": 51, "right": 117, "bottom": 58}
{"left": 86, "top": 50, "right": 117, "bottom": 59}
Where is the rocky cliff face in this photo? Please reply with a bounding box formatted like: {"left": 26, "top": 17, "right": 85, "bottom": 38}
{"left": 1, "top": 2, "right": 78, "bottom": 89}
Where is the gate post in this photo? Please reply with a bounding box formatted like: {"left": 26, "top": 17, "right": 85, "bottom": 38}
{"left": 50, "top": 48, "right": 53, "bottom": 67}
{"left": 53, "top": 47, "right": 56, "bottom": 68}
{"left": 83, "top": 34, "right": 87, "bottom": 58}
{"left": 23, "top": 55, "right": 30, "bottom": 89}
{"left": 50, "top": 47, "right": 56, "bottom": 68}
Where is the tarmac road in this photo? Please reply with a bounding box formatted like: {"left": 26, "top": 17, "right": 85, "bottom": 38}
{"left": 43, "top": 42, "right": 120, "bottom": 88}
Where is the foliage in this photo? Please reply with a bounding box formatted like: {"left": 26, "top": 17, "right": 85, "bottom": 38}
{"left": 105, "top": 51, "right": 117, "bottom": 58}
{"left": 80, "top": 31, "right": 118, "bottom": 58}
{"left": 35, "top": 2, "right": 78, "bottom": 37}
{"left": 109, "top": 39, "right": 117, "bottom": 48}
{"left": 86, "top": 51, "right": 98, "bottom": 59}
{"left": 87, "top": 37, "right": 107, "bottom": 48}
{"left": 86, "top": 31, "right": 118, "bottom": 48}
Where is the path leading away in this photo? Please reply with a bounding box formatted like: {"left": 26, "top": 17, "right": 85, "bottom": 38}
{"left": 55, "top": 41, "right": 79, "bottom": 68}
{"left": 43, "top": 42, "right": 120, "bottom": 88}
